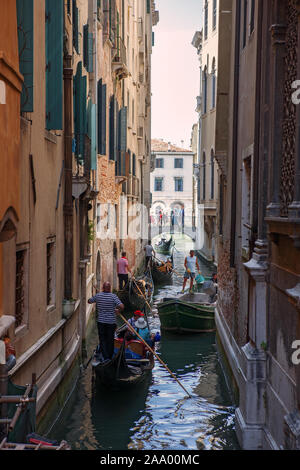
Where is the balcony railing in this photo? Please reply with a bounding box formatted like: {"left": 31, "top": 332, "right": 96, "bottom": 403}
{"left": 112, "top": 36, "right": 128, "bottom": 79}
{"left": 124, "top": 175, "right": 140, "bottom": 198}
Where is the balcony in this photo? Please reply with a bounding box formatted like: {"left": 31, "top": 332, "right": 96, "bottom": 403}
{"left": 125, "top": 175, "right": 140, "bottom": 198}
{"left": 196, "top": 95, "right": 202, "bottom": 113}
{"left": 112, "top": 37, "right": 129, "bottom": 80}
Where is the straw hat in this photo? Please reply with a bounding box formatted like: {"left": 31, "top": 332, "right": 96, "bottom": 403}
{"left": 135, "top": 317, "right": 147, "bottom": 329}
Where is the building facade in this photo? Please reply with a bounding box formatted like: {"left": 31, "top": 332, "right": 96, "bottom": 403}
{"left": 150, "top": 139, "right": 195, "bottom": 232}
{"left": 215, "top": 0, "right": 300, "bottom": 450}
{"left": 192, "top": 0, "right": 219, "bottom": 263}
{"left": 0, "top": 0, "right": 158, "bottom": 434}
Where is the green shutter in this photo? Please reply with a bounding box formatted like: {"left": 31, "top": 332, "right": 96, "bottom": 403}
{"left": 45, "top": 0, "right": 63, "bottom": 130}
{"left": 83, "top": 25, "right": 93, "bottom": 72}
{"left": 88, "top": 32, "right": 94, "bottom": 73}
{"left": 88, "top": 100, "right": 97, "bottom": 170}
{"left": 74, "top": 62, "right": 87, "bottom": 162}
{"left": 97, "top": 80, "right": 107, "bottom": 155}
{"left": 109, "top": 96, "right": 118, "bottom": 161}
{"left": 73, "top": 0, "right": 79, "bottom": 53}
{"left": 17, "top": 0, "right": 34, "bottom": 112}
{"left": 152, "top": 31, "right": 155, "bottom": 47}
{"left": 147, "top": 0, "right": 151, "bottom": 14}
{"left": 118, "top": 107, "right": 127, "bottom": 152}
{"left": 83, "top": 24, "right": 89, "bottom": 69}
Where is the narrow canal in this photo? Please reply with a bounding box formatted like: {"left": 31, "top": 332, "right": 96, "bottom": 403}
{"left": 48, "top": 234, "right": 240, "bottom": 450}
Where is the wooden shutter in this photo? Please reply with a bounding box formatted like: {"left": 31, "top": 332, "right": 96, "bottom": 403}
{"left": 83, "top": 24, "right": 89, "bottom": 69}
{"left": 97, "top": 80, "right": 107, "bottom": 155}
{"left": 17, "top": 0, "right": 34, "bottom": 112}
{"left": 45, "top": 0, "right": 63, "bottom": 130}
{"left": 109, "top": 96, "right": 118, "bottom": 161}
{"left": 73, "top": 0, "right": 79, "bottom": 53}
{"left": 88, "top": 32, "right": 94, "bottom": 73}
{"left": 118, "top": 107, "right": 127, "bottom": 152}
{"left": 88, "top": 100, "right": 97, "bottom": 170}
{"left": 74, "top": 62, "right": 87, "bottom": 162}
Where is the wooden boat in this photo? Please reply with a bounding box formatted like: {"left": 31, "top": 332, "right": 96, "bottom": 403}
{"left": 157, "top": 292, "right": 215, "bottom": 334}
{"left": 128, "top": 269, "right": 154, "bottom": 312}
{"left": 155, "top": 235, "right": 175, "bottom": 254}
{"left": 92, "top": 338, "right": 154, "bottom": 390}
{"left": 151, "top": 255, "right": 173, "bottom": 284}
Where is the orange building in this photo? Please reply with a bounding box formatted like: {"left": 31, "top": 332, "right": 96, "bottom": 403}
{"left": 0, "top": 0, "right": 23, "bottom": 324}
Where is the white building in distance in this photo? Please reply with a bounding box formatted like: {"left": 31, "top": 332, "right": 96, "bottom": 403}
{"left": 150, "top": 139, "right": 195, "bottom": 230}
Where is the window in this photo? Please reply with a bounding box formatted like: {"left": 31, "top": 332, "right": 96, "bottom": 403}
{"left": 203, "top": 152, "right": 206, "bottom": 200}
{"left": 174, "top": 177, "right": 183, "bottom": 192}
{"left": 46, "top": 240, "right": 55, "bottom": 307}
{"left": 203, "top": 67, "right": 208, "bottom": 114}
{"left": 45, "top": 0, "right": 64, "bottom": 130}
{"left": 174, "top": 158, "right": 183, "bottom": 169}
{"left": 243, "top": 0, "right": 248, "bottom": 48}
{"left": 15, "top": 249, "right": 28, "bottom": 329}
{"left": 212, "top": 0, "right": 217, "bottom": 30}
{"left": 17, "top": 0, "right": 34, "bottom": 112}
{"left": 204, "top": 1, "right": 208, "bottom": 40}
{"left": 210, "top": 150, "right": 215, "bottom": 199}
{"left": 155, "top": 177, "right": 163, "bottom": 192}
{"left": 211, "top": 59, "right": 216, "bottom": 109}
{"left": 155, "top": 158, "right": 164, "bottom": 168}
{"left": 250, "top": 0, "right": 255, "bottom": 34}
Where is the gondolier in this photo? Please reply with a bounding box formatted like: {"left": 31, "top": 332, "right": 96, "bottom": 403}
{"left": 144, "top": 241, "right": 155, "bottom": 268}
{"left": 88, "top": 282, "right": 124, "bottom": 361}
{"left": 117, "top": 252, "right": 131, "bottom": 290}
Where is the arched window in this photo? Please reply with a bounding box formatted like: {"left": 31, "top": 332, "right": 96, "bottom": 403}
{"left": 210, "top": 149, "right": 215, "bottom": 199}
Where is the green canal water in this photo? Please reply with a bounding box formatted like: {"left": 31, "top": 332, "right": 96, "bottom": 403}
{"left": 48, "top": 234, "right": 240, "bottom": 450}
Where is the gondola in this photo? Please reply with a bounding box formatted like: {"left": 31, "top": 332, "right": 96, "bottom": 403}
{"left": 154, "top": 235, "right": 175, "bottom": 255}
{"left": 128, "top": 268, "right": 154, "bottom": 312}
{"left": 157, "top": 292, "right": 216, "bottom": 334}
{"left": 91, "top": 338, "right": 154, "bottom": 390}
{"left": 151, "top": 255, "right": 174, "bottom": 285}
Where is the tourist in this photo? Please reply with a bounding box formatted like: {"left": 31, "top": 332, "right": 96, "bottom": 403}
{"left": 88, "top": 282, "right": 124, "bottom": 361}
{"left": 133, "top": 316, "right": 155, "bottom": 347}
{"left": 181, "top": 250, "right": 201, "bottom": 293}
{"left": 117, "top": 251, "right": 131, "bottom": 290}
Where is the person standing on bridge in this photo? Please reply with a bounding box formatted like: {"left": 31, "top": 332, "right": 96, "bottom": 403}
{"left": 181, "top": 250, "right": 201, "bottom": 293}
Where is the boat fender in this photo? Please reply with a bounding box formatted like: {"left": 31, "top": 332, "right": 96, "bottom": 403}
{"left": 5, "top": 354, "right": 16, "bottom": 372}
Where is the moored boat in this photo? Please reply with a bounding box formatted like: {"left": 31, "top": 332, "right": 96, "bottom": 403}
{"left": 155, "top": 235, "right": 175, "bottom": 255}
{"left": 151, "top": 255, "right": 173, "bottom": 285}
{"left": 92, "top": 338, "right": 154, "bottom": 390}
{"left": 128, "top": 269, "right": 154, "bottom": 312}
{"left": 157, "top": 292, "right": 215, "bottom": 334}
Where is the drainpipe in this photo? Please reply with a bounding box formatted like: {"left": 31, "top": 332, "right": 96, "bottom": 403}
{"left": 230, "top": 0, "right": 241, "bottom": 267}
{"left": 64, "top": 55, "right": 74, "bottom": 300}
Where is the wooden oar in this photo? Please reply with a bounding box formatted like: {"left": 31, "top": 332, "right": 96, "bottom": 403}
{"left": 131, "top": 276, "right": 153, "bottom": 312}
{"left": 119, "top": 313, "right": 192, "bottom": 398}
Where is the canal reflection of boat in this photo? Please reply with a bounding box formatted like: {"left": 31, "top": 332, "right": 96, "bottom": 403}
{"left": 128, "top": 269, "right": 153, "bottom": 312}
{"left": 151, "top": 255, "right": 173, "bottom": 285}
{"left": 155, "top": 235, "right": 175, "bottom": 255}
{"left": 92, "top": 338, "right": 154, "bottom": 390}
{"left": 157, "top": 293, "right": 215, "bottom": 334}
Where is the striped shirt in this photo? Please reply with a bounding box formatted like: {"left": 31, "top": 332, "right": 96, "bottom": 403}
{"left": 89, "top": 292, "right": 122, "bottom": 324}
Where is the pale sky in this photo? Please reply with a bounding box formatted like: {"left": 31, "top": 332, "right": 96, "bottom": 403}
{"left": 151, "top": 0, "right": 203, "bottom": 149}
